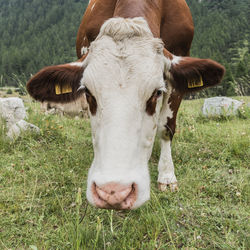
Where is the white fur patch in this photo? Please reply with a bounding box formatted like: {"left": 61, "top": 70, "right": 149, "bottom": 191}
{"left": 165, "top": 104, "right": 174, "bottom": 121}
{"left": 77, "top": 85, "right": 86, "bottom": 92}
{"left": 164, "top": 56, "right": 182, "bottom": 82}
{"left": 81, "top": 46, "right": 88, "bottom": 56}
{"left": 91, "top": 2, "right": 96, "bottom": 11}
{"left": 171, "top": 55, "right": 182, "bottom": 65}
{"left": 83, "top": 17, "right": 167, "bottom": 209}
{"left": 157, "top": 139, "right": 177, "bottom": 184}
{"left": 96, "top": 17, "right": 154, "bottom": 42}
{"left": 157, "top": 84, "right": 174, "bottom": 138}
{"left": 163, "top": 57, "right": 172, "bottom": 81}
{"left": 69, "top": 61, "right": 85, "bottom": 68}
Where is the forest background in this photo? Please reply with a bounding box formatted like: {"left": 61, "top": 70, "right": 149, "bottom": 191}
{"left": 0, "top": 0, "right": 249, "bottom": 97}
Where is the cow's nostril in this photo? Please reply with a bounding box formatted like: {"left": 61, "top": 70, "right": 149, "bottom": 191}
{"left": 92, "top": 182, "right": 137, "bottom": 209}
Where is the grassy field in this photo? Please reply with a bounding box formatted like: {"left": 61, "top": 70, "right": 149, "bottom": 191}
{"left": 0, "top": 96, "right": 249, "bottom": 249}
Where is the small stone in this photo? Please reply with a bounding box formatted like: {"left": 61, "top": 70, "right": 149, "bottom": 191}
{"left": 70, "top": 202, "right": 76, "bottom": 208}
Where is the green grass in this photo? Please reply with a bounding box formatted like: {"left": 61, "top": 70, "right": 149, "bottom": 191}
{"left": 0, "top": 97, "right": 249, "bottom": 249}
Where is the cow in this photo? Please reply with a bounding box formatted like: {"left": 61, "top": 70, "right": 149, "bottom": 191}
{"left": 40, "top": 94, "right": 88, "bottom": 118}
{"left": 27, "top": 0, "right": 225, "bottom": 210}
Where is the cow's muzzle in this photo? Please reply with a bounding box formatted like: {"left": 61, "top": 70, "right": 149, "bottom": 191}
{"left": 91, "top": 182, "right": 137, "bottom": 210}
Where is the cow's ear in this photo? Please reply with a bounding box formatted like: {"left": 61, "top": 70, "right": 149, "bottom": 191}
{"left": 165, "top": 57, "right": 225, "bottom": 94}
{"left": 27, "top": 62, "right": 85, "bottom": 103}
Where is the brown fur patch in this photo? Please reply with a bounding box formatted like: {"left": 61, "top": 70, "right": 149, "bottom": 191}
{"left": 85, "top": 88, "right": 97, "bottom": 115}
{"left": 164, "top": 91, "right": 183, "bottom": 140}
{"left": 146, "top": 94, "right": 157, "bottom": 116}
{"left": 170, "top": 57, "right": 225, "bottom": 94}
{"left": 27, "top": 64, "right": 85, "bottom": 103}
{"left": 146, "top": 90, "right": 163, "bottom": 116}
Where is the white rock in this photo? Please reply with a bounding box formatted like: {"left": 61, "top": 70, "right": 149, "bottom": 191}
{"left": 0, "top": 97, "right": 40, "bottom": 140}
{"left": 17, "top": 120, "right": 40, "bottom": 133}
{"left": 6, "top": 123, "right": 21, "bottom": 138}
{"left": 0, "top": 97, "right": 26, "bottom": 124}
{"left": 7, "top": 120, "right": 40, "bottom": 139}
{"left": 202, "top": 97, "right": 243, "bottom": 117}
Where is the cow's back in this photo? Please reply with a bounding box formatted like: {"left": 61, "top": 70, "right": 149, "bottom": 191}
{"left": 76, "top": 0, "right": 194, "bottom": 58}
{"left": 76, "top": 0, "right": 117, "bottom": 58}
{"left": 161, "top": 0, "right": 194, "bottom": 56}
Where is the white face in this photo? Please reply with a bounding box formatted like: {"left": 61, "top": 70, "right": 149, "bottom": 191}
{"left": 81, "top": 18, "right": 169, "bottom": 209}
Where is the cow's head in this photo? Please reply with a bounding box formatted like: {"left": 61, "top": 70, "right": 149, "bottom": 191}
{"left": 27, "top": 17, "right": 225, "bottom": 209}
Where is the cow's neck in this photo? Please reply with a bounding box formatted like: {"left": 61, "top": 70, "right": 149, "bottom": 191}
{"left": 113, "top": 0, "right": 162, "bottom": 37}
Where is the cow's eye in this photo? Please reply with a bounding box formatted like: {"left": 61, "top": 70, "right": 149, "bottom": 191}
{"left": 84, "top": 88, "right": 97, "bottom": 115}
{"left": 155, "top": 86, "right": 166, "bottom": 98}
{"left": 146, "top": 88, "right": 165, "bottom": 116}
{"left": 156, "top": 89, "right": 163, "bottom": 98}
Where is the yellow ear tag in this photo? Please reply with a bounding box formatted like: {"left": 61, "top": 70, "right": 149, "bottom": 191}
{"left": 55, "top": 84, "right": 61, "bottom": 95}
{"left": 55, "top": 83, "right": 72, "bottom": 95}
{"left": 61, "top": 83, "right": 72, "bottom": 94}
{"left": 188, "top": 76, "right": 204, "bottom": 89}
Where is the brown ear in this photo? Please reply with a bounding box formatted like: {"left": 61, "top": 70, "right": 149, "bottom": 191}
{"left": 26, "top": 63, "right": 85, "bottom": 103}
{"left": 168, "top": 57, "right": 225, "bottom": 94}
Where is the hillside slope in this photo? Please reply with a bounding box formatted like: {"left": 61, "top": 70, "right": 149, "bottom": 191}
{"left": 0, "top": 0, "right": 249, "bottom": 96}
{"left": 0, "top": 0, "right": 88, "bottom": 81}
{"left": 187, "top": 0, "right": 250, "bottom": 96}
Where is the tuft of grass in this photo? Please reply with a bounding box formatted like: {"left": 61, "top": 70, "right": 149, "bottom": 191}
{"left": 11, "top": 73, "right": 28, "bottom": 96}
{"left": 6, "top": 89, "right": 13, "bottom": 95}
{"left": 0, "top": 96, "right": 249, "bottom": 249}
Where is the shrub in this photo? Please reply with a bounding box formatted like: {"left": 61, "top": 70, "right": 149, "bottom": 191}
{"left": 6, "top": 89, "right": 13, "bottom": 95}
